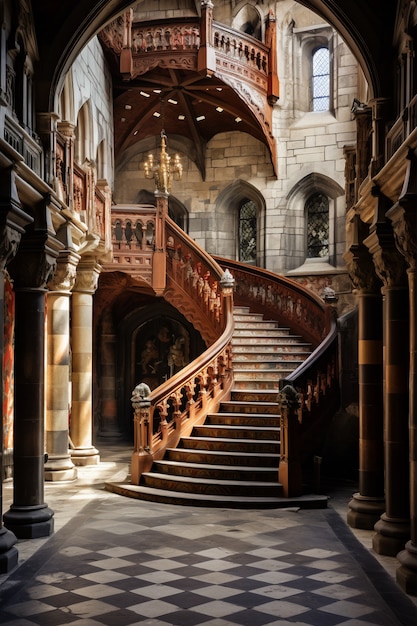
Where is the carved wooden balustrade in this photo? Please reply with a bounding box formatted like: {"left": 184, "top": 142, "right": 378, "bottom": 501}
{"left": 108, "top": 204, "right": 156, "bottom": 284}
{"left": 130, "top": 215, "right": 235, "bottom": 484}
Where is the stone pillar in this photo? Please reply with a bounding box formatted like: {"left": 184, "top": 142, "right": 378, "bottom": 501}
{"left": 0, "top": 167, "right": 30, "bottom": 569}
{"left": 345, "top": 223, "right": 385, "bottom": 529}
{"left": 70, "top": 259, "right": 100, "bottom": 465}
{"left": 387, "top": 150, "right": 417, "bottom": 595}
{"left": 3, "top": 195, "right": 62, "bottom": 538}
{"left": 45, "top": 230, "right": 80, "bottom": 481}
{"left": 364, "top": 196, "right": 410, "bottom": 555}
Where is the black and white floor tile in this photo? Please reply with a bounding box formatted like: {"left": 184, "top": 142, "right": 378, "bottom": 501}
{"left": 0, "top": 444, "right": 416, "bottom": 626}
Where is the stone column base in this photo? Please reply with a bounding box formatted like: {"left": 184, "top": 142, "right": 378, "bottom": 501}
{"left": 3, "top": 504, "right": 54, "bottom": 539}
{"left": 45, "top": 455, "right": 78, "bottom": 482}
{"left": 373, "top": 513, "right": 410, "bottom": 556}
{"left": 347, "top": 492, "right": 385, "bottom": 530}
{"left": 0, "top": 527, "right": 18, "bottom": 573}
{"left": 396, "top": 540, "right": 417, "bottom": 596}
{"left": 71, "top": 446, "right": 100, "bottom": 466}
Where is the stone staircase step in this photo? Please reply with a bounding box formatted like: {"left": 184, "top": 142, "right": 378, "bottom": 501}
{"left": 232, "top": 329, "right": 292, "bottom": 338}
{"left": 234, "top": 369, "right": 294, "bottom": 380}
{"left": 230, "top": 389, "right": 279, "bottom": 402}
{"left": 206, "top": 412, "right": 279, "bottom": 427}
{"left": 219, "top": 400, "right": 279, "bottom": 414}
{"left": 232, "top": 380, "right": 281, "bottom": 390}
{"left": 192, "top": 424, "right": 279, "bottom": 440}
{"left": 166, "top": 447, "right": 279, "bottom": 467}
{"left": 232, "top": 335, "right": 305, "bottom": 345}
{"left": 233, "top": 359, "right": 305, "bottom": 370}
{"left": 112, "top": 484, "right": 327, "bottom": 509}
{"left": 234, "top": 320, "right": 280, "bottom": 330}
{"left": 180, "top": 436, "right": 280, "bottom": 454}
{"left": 153, "top": 459, "right": 278, "bottom": 481}
{"left": 140, "top": 472, "right": 282, "bottom": 497}
{"left": 232, "top": 344, "right": 311, "bottom": 354}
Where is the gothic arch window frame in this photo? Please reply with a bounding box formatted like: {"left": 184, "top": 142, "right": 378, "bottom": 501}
{"left": 293, "top": 24, "right": 334, "bottom": 115}
{"left": 286, "top": 173, "right": 344, "bottom": 268}
{"left": 216, "top": 179, "right": 266, "bottom": 267}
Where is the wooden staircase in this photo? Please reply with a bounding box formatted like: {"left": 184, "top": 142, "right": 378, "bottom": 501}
{"left": 114, "top": 306, "right": 327, "bottom": 508}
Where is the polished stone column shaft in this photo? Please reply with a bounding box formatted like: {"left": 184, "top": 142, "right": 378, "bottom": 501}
{"left": 45, "top": 290, "right": 77, "bottom": 481}
{"left": 70, "top": 282, "right": 99, "bottom": 465}
{"left": 347, "top": 290, "right": 385, "bottom": 529}
{"left": 373, "top": 285, "right": 410, "bottom": 555}
{"left": 3, "top": 288, "right": 54, "bottom": 538}
{"left": 396, "top": 266, "right": 417, "bottom": 594}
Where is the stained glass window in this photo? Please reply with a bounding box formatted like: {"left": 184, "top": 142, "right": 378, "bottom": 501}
{"left": 306, "top": 193, "right": 329, "bottom": 258}
{"left": 239, "top": 200, "right": 257, "bottom": 263}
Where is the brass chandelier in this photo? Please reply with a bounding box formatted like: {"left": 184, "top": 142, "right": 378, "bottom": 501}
{"left": 143, "top": 130, "right": 182, "bottom": 195}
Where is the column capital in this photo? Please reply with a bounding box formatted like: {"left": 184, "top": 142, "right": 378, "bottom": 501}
{"left": 387, "top": 149, "right": 417, "bottom": 269}
{"left": 0, "top": 166, "right": 33, "bottom": 271}
{"left": 73, "top": 258, "right": 102, "bottom": 294}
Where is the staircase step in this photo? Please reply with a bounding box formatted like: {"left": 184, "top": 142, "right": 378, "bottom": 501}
{"left": 233, "top": 360, "right": 305, "bottom": 370}
{"left": 153, "top": 459, "right": 278, "bottom": 481}
{"left": 230, "top": 389, "right": 280, "bottom": 402}
{"left": 180, "top": 436, "right": 280, "bottom": 454}
{"left": 234, "top": 321, "right": 280, "bottom": 330}
{"left": 219, "top": 400, "right": 279, "bottom": 414}
{"left": 140, "top": 472, "right": 283, "bottom": 497}
{"left": 192, "top": 424, "right": 280, "bottom": 440}
{"left": 232, "top": 345, "right": 311, "bottom": 355}
{"left": 108, "top": 484, "right": 327, "bottom": 509}
{"left": 232, "top": 335, "right": 305, "bottom": 345}
{"left": 234, "top": 370, "right": 293, "bottom": 382}
{"left": 232, "top": 379, "right": 281, "bottom": 390}
{"left": 206, "top": 412, "right": 279, "bottom": 427}
{"left": 166, "top": 447, "right": 279, "bottom": 467}
{"left": 232, "top": 329, "right": 292, "bottom": 338}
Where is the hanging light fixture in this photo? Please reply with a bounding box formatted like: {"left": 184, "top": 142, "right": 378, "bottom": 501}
{"left": 143, "top": 129, "right": 182, "bottom": 195}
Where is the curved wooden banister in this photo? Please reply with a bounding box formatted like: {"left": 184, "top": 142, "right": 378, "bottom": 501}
{"left": 214, "top": 257, "right": 340, "bottom": 483}
{"left": 130, "top": 218, "right": 235, "bottom": 484}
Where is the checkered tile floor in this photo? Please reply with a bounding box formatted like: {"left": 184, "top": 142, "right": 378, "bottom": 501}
{"left": 1, "top": 444, "right": 416, "bottom": 626}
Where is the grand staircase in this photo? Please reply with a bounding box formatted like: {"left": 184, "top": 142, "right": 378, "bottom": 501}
{"left": 116, "top": 306, "right": 328, "bottom": 508}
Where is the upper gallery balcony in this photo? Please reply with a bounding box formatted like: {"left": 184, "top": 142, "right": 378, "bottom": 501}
{"left": 98, "top": 2, "right": 279, "bottom": 178}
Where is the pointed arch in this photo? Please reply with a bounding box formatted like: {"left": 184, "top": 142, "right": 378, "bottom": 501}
{"left": 216, "top": 180, "right": 266, "bottom": 266}
{"left": 75, "top": 100, "right": 93, "bottom": 164}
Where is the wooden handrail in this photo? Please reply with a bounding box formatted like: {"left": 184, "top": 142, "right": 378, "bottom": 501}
{"left": 215, "top": 257, "right": 340, "bottom": 490}
{"left": 130, "top": 217, "right": 235, "bottom": 483}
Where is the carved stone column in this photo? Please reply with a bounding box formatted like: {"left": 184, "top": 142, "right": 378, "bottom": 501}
{"left": 387, "top": 150, "right": 417, "bottom": 595}
{"left": 70, "top": 258, "right": 101, "bottom": 465}
{"left": 3, "top": 195, "right": 63, "bottom": 538}
{"left": 364, "top": 191, "right": 410, "bottom": 555}
{"left": 45, "top": 228, "right": 80, "bottom": 481}
{"left": 345, "top": 219, "right": 385, "bottom": 529}
{"left": 0, "top": 167, "right": 31, "bottom": 568}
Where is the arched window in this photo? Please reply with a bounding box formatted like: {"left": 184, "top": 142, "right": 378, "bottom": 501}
{"left": 239, "top": 200, "right": 257, "bottom": 263}
{"left": 306, "top": 193, "right": 329, "bottom": 258}
{"left": 312, "top": 47, "right": 330, "bottom": 111}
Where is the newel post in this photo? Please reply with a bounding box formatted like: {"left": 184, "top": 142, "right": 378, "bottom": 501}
{"left": 278, "top": 384, "right": 302, "bottom": 497}
{"left": 130, "top": 382, "right": 153, "bottom": 484}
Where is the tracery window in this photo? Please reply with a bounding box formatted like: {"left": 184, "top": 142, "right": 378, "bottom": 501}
{"left": 239, "top": 200, "right": 257, "bottom": 263}
{"left": 306, "top": 193, "right": 329, "bottom": 258}
{"left": 312, "top": 47, "right": 330, "bottom": 111}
